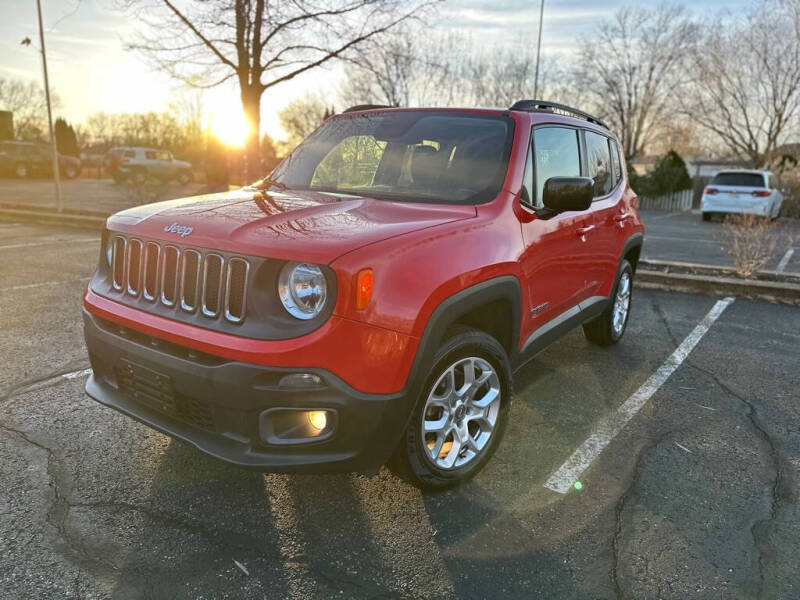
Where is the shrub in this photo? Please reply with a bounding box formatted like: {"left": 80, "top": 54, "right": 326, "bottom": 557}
{"left": 636, "top": 150, "right": 693, "bottom": 197}
{"left": 723, "top": 214, "right": 788, "bottom": 278}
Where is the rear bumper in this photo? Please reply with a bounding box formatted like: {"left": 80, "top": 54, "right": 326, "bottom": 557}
{"left": 83, "top": 309, "right": 415, "bottom": 472}
{"left": 701, "top": 196, "right": 770, "bottom": 216}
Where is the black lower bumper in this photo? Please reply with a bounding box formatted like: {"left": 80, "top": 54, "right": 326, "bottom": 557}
{"left": 83, "top": 309, "right": 414, "bottom": 473}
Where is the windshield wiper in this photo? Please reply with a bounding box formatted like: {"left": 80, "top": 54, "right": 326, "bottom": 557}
{"left": 253, "top": 177, "right": 287, "bottom": 191}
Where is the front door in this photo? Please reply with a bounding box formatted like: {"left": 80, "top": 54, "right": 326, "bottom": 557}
{"left": 518, "top": 125, "right": 596, "bottom": 344}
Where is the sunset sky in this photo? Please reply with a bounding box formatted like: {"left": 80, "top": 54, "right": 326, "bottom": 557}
{"left": 1, "top": 0, "right": 750, "bottom": 142}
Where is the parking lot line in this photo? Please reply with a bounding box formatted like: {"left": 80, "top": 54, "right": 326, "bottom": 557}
{"left": 646, "top": 235, "right": 725, "bottom": 246}
{"left": 0, "top": 238, "right": 98, "bottom": 251}
{"left": 0, "top": 277, "right": 92, "bottom": 293}
{"left": 776, "top": 248, "right": 795, "bottom": 272}
{"left": 544, "top": 296, "right": 735, "bottom": 494}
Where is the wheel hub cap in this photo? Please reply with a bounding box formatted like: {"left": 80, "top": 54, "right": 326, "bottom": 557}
{"left": 421, "top": 356, "right": 502, "bottom": 470}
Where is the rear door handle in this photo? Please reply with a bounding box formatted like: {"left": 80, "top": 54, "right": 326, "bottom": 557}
{"left": 576, "top": 225, "right": 595, "bottom": 236}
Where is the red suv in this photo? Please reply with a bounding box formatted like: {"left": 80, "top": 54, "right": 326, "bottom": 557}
{"left": 83, "top": 101, "right": 643, "bottom": 488}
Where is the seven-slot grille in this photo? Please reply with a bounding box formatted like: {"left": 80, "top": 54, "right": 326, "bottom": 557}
{"left": 110, "top": 235, "right": 249, "bottom": 324}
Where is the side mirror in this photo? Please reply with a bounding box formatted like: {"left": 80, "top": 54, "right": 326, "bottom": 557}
{"left": 542, "top": 177, "right": 593, "bottom": 213}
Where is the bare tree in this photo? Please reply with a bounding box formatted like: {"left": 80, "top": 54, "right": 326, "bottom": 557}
{"left": 278, "top": 93, "right": 333, "bottom": 152}
{"left": 339, "top": 31, "right": 572, "bottom": 109}
{"left": 683, "top": 0, "right": 800, "bottom": 166}
{"left": 0, "top": 77, "right": 61, "bottom": 141}
{"left": 121, "top": 0, "right": 435, "bottom": 178}
{"left": 574, "top": 5, "right": 697, "bottom": 160}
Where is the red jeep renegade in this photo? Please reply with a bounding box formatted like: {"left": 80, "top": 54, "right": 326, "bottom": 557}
{"left": 83, "top": 101, "right": 644, "bottom": 488}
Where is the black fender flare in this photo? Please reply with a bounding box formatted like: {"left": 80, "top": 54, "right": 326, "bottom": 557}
{"left": 404, "top": 275, "right": 522, "bottom": 393}
{"left": 621, "top": 232, "right": 644, "bottom": 271}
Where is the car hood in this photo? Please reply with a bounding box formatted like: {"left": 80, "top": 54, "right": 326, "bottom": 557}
{"left": 106, "top": 187, "right": 477, "bottom": 264}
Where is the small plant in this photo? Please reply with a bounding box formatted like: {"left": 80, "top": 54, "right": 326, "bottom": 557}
{"left": 723, "top": 214, "right": 784, "bottom": 278}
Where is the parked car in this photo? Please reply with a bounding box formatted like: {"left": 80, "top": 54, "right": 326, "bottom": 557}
{"left": 105, "top": 146, "right": 193, "bottom": 184}
{"left": 83, "top": 101, "right": 644, "bottom": 488}
{"left": 701, "top": 170, "right": 784, "bottom": 221}
{"left": 0, "top": 140, "right": 81, "bottom": 179}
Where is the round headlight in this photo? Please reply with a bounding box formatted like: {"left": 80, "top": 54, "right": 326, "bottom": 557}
{"left": 278, "top": 262, "right": 327, "bottom": 320}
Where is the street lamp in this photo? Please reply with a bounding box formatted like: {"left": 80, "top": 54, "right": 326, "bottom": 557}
{"left": 34, "top": 0, "right": 62, "bottom": 212}
{"left": 533, "top": 0, "right": 545, "bottom": 100}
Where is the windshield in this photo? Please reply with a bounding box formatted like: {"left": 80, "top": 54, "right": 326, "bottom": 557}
{"left": 268, "top": 111, "right": 514, "bottom": 204}
{"left": 712, "top": 172, "right": 765, "bottom": 187}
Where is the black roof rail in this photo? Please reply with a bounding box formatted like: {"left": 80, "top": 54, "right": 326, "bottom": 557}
{"left": 342, "top": 104, "right": 393, "bottom": 113}
{"left": 509, "top": 100, "right": 609, "bottom": 130}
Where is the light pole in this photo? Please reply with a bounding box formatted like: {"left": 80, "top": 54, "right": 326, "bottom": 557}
{"left": 35, "top": 0, "right": 62, "bottom": 212}
{"left": 533, "top": 0, "right": 545, "bottom": 100}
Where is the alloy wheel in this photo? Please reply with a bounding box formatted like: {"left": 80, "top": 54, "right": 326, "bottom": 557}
{"left": 421, "top": 356, "right": 501, "bottom": 470}
{"left": 612, "top": 271, "right": 631, "bottom": 335}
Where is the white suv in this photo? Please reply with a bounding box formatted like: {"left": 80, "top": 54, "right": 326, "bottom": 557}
{"left": 106, "top": 147, "right": 193, "bottom": 185}
{"left": 701, "top": 170, "right": 785, "bottom": 221}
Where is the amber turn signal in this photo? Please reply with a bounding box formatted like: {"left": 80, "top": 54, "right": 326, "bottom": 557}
{"left": 355, "top": 268, "right": 373, "bottom": 310}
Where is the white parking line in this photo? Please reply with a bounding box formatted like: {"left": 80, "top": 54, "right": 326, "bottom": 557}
{"left": 776, "top": 248, "right": 795, "bottom": 272}
{"left": 0, "top": 277, "right": 91, "bottom": 293}
{"left": 646, "top": 235, "right": 725, "bottom": 246}
{"left": 544, "top": 296, "right": 735, "bottom": 494}
{"left": 63, "top": 368, "right": 92, "bottom": 380}
{"left": 0, "top": 238, "right": 97, "bottom": 250}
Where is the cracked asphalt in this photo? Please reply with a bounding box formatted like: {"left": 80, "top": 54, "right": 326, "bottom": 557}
{"left": 1, "top": 220, "right": 799, "bottom": 599}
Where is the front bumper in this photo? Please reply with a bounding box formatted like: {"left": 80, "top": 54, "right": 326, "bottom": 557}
{"left": 83, "top": 309, "right": 415, "bottom": 472}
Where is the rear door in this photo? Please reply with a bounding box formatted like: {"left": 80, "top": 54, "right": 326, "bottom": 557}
{"left": 518, "top": 125, "right": 596, "bottom": 338}
{"left": 585, "top": 132, "right": 628, "bottom": 298}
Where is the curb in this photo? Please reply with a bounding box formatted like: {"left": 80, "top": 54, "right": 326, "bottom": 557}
{"left": 636, "top": 263, "right": 800, "bottom": 306}
{"left": 0, "top": 206, "right": 106, "bottom": 229}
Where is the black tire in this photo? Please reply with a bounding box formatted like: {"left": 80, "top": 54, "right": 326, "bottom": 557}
{"left": 177, "top": 170, "right": 192, "bottom": 185}
{"left": 392, "top": 326, "right": 512, "bottom": 490}
{"left": 702, "top": 212, "right": 711, "bottom": 222}
{"left": 63, "top": 165, "right": 78, "bottom": 179}
{"left": 14, "top": 163, "right": 28, "bottom": 178}
{"left": 131, "top": 168, "right": 147, "bottom": 184}
{"left": 583, "top": 258, "right": 634, "bottom": 346}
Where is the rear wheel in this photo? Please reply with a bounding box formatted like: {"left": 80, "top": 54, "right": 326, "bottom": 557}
{"left": 63, "top": 165, "right": 78, "bottom": 179}
{"left": 14, "top": 163, "right": 28, "bottom": 178}
{"left": 131, "top": 168, "right": 147, "bottom": 184}
{"left": 702, "top": 212, "right": 711, "bottom": 222}
{"left": 393, "top": 327, "right": 511, "bottom": 489}
{"left": 583, "top": 259, "right": 633, "bottom": 346}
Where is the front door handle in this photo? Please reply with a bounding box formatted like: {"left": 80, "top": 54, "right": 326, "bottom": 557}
{"left": 614, "top": 213, "right": 631, "bottom": 222}
{"left": 576, "top": 225, "right": 595, "bottom": 236}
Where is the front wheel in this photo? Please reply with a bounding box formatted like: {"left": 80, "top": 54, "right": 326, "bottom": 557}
{"left": 177, "top": 170, "right": 192, "bottom": 185}
{"left": 14, "top": 163, "right": 28, "bottom": 178}
{"left": 583, "top": 259, "right": 633, "bottom": 346}
{"left": 393, "top": 327, "right": 511, "bottom": 489}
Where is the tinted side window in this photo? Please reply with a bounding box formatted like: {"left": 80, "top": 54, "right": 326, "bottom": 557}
{"left": 533, "top": 127, "right": 581, "bottom": 205}
{"left": 145, "top": 151, "right": 157, "bottom": 160}
{"left": 123, "top": 151, "right": 135, "bottom": 158}
{"left": 610, "top": 139, "right": 622, "bottom": 185}
{"left": 585, "top": 131, "right": 612, "bottom": 197}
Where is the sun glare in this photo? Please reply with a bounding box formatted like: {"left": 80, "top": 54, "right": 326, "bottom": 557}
{"left": 210, "top": 109, "right": 251, "bottom": 147}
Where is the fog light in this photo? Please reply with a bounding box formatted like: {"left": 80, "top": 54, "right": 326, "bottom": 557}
{"left": 279, "top": 372, "right": 323, "bottom": 388}
{"left": 307, "top": 410, "right": 328, "bottom": 431}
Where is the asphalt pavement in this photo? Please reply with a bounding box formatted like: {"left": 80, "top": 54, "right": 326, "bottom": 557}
{"left": 640, "top": 210, "right": 800, "bottom": 274}
{"left": 1, "top": 221, "right": 799, "bottom": 599}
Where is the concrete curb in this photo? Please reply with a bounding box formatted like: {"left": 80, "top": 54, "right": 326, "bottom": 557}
{"left": 636, "top": 261, "right": 800, "bottom": 306}
{"left": 0, "top": 206, "right": 105, "bottom": 229}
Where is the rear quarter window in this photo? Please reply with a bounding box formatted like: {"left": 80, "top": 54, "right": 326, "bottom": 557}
{"left": 712, "top": 173, "right": 765, "bottom": 187}
{"left": 585, "top": 131, "right": 613, "bottom": 197}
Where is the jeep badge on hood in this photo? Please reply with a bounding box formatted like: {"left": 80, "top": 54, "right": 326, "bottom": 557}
{"left": 163, "top": 222, "right": 193, "bottom": 237}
